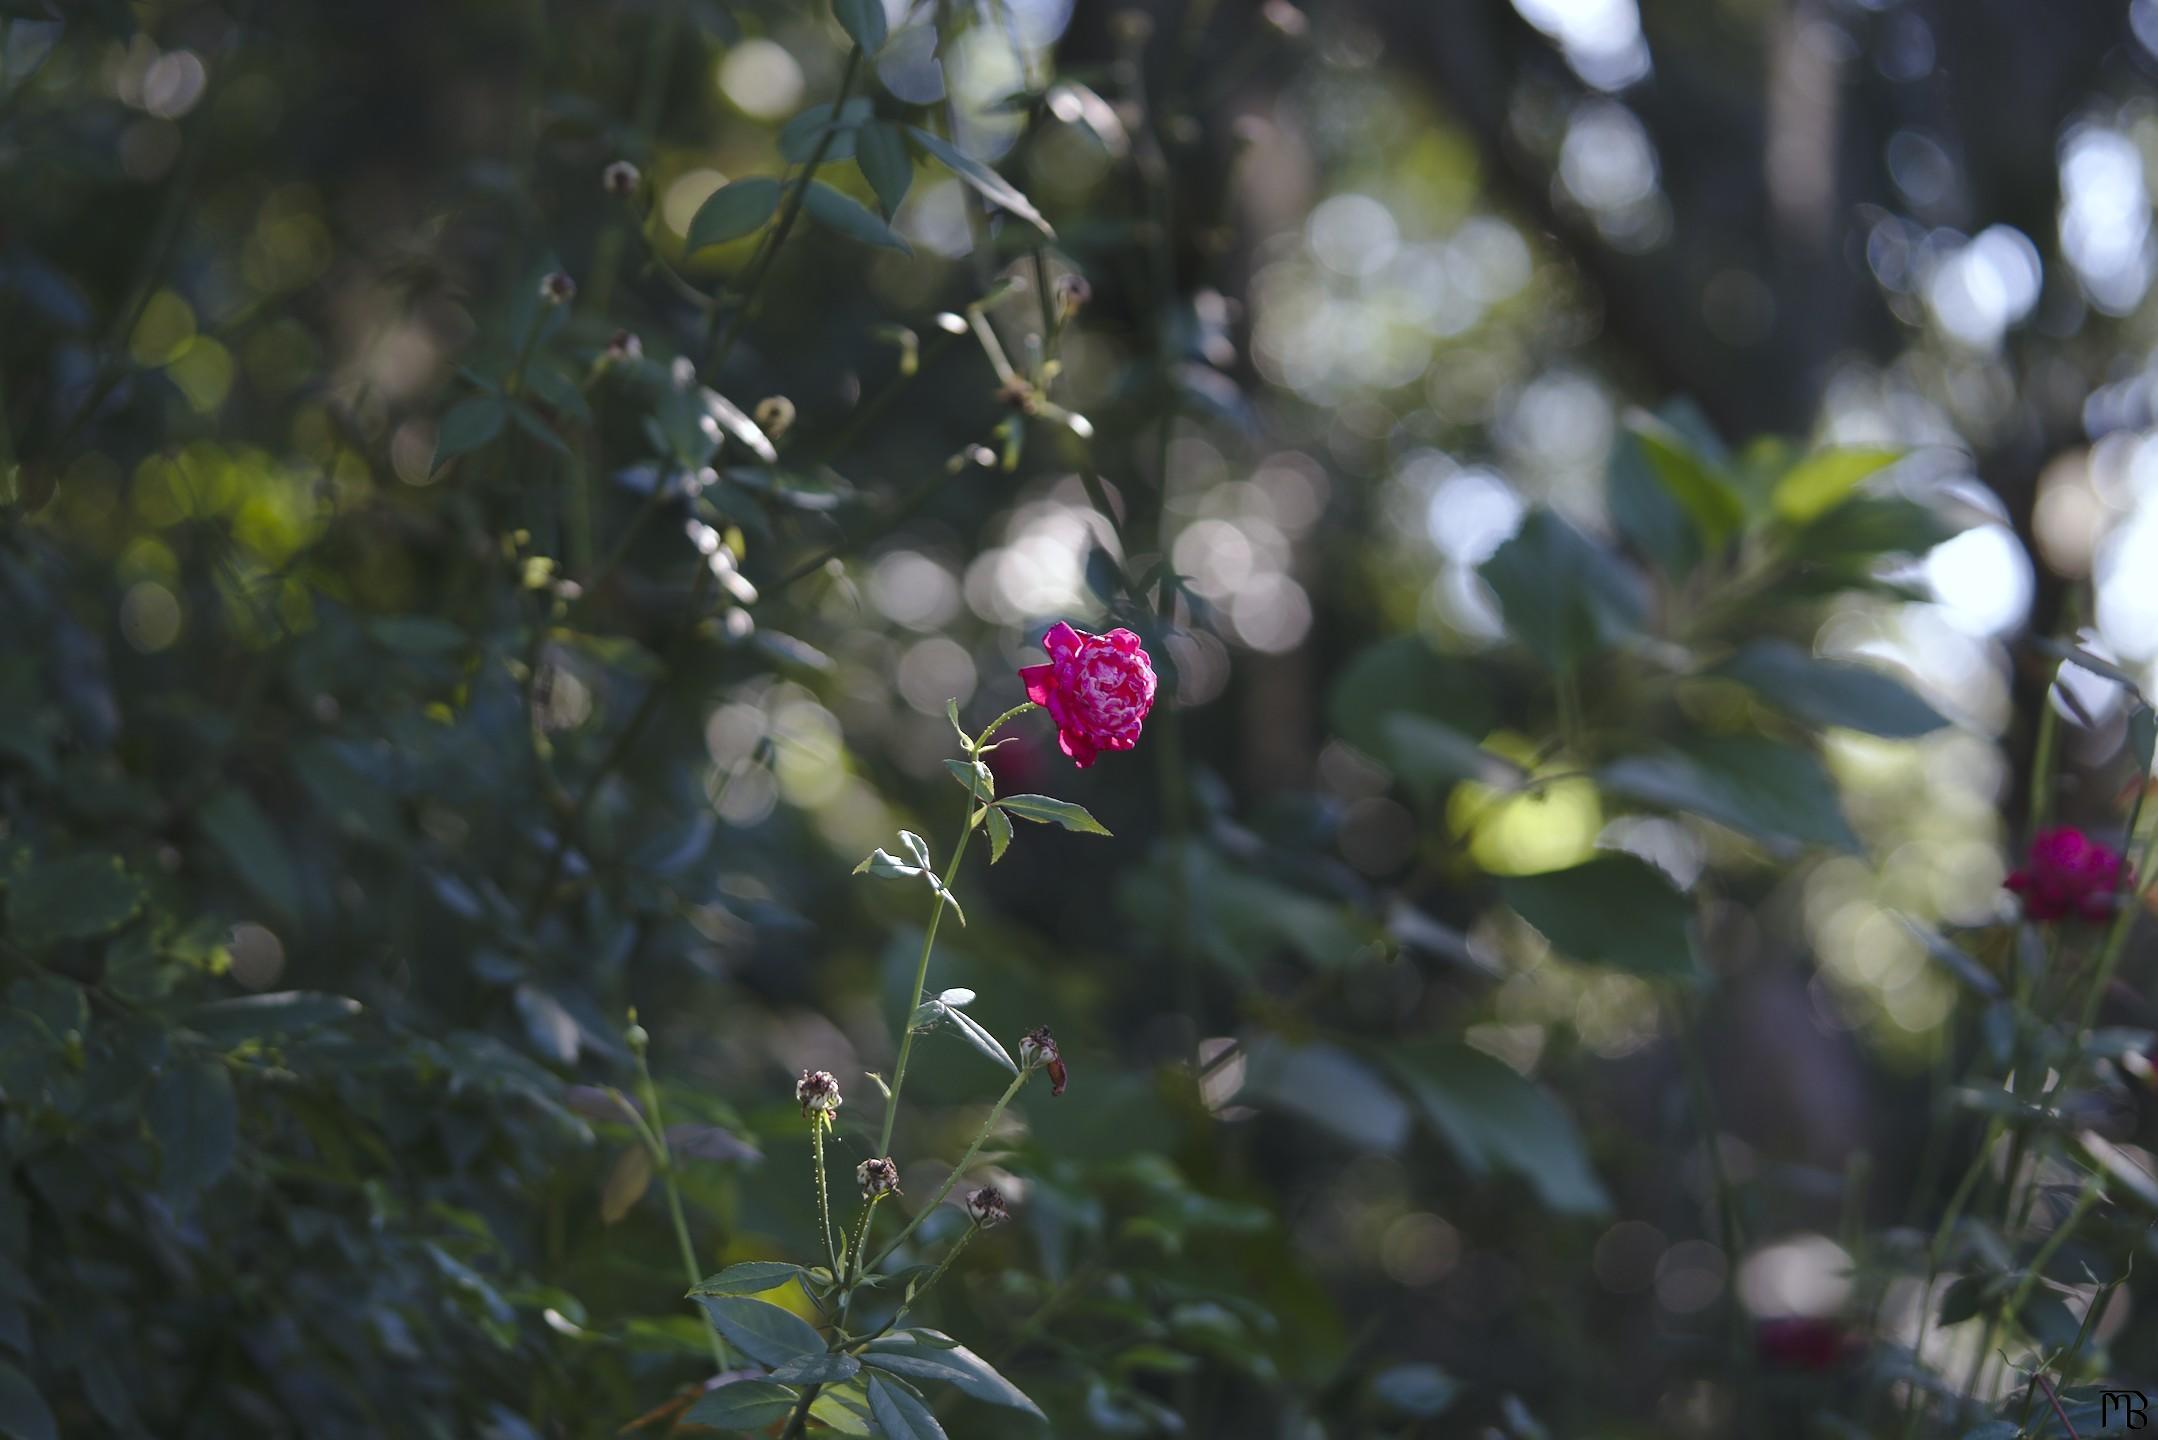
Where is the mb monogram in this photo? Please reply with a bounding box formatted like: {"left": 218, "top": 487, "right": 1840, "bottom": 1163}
{"left": 2104, "top": 1390, "right": 2150, "bottom": 1429}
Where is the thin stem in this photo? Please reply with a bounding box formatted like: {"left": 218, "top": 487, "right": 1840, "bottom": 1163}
{"left": 972, "top": 701, "right": 1038, "bottom": 751}
{"left": 702, "top": 47, "right": 864, "bottom": 379}
{"left": 875, "top": 792, "right": 981, "bottom": 1156}
{"left": 811, "top": 1121, "right": 840, "bottom": 1273}
{"left": 882, "top": 1223, "right": 977, "bottom": 1331}
{"left": 634, "top": 1046, "right": 729, "bottom": 1373}
{"left": 586, "top": 0, "right": 680, "bottom": 318}
{"left": 843, "top": 1194, "right": 886, "bottom": 1286}
{"left": 1959, "top": 1175, "right": 2103, "bottom": 1416}
{"left": 869, "top": 1067, "right": 1032, "bottom": 1273}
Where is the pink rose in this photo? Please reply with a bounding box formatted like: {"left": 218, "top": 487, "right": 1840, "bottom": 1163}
{"left": 1018, "top": 622, "right": 1158, "bottom": 769}
{"left": 2007, "top": 826, "right": 2126, "bottom": 922}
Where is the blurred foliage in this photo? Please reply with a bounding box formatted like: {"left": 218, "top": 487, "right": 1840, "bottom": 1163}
{"left": 8, "top": 1, "right": 2158, "bottom": 1438}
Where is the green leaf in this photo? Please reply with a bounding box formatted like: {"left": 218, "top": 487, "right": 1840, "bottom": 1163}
{"left": 906, "top": 126, "right": 1054, "bottom": 236}
{"left": 862, "top": 1332, "right": 1045, "bottom": 1418}
{"left": 683, "top": 1379, "right": 800, "bottom": 1430}
{"left": 1788, "top": 494, "right": 1956, "bottom": 559}
{"left": 7, "top": 853, "right": 142, "bottom": 946}
{"left": 1498, "top": 855, "right": 1699, "bottom": 981}
{"left": 770, "top": 1352, "right": 861, "bottom": 1385}
{"left": 150, "top": 1060, "right": 238, "bottom": 1198}
{"left": 1381, "top": 714, "right": 1525, "bottom": 797}
{"left": 199, "top": 787, "right": 305, "bottom": 925}
{"left": 831, "top": 0, "right": 888, "bottom": 53}
{"left": 1607, "top": 428, "right": 1701, "bottom": 580}
{"left": 898, "top": 831, "right": 935, "bottom": 872}
{"left": 687, "top": 177, "right": 783, "bottom": 253}
{"left": 781, "top": 98, "right": 872, "bottom": 163}
{"left": 1626, "top": 412, "right": 1746, "bottom": 549}
{"left": 867, "top": 1374, "right": 948, "bottom": 1439}
{"left": 1712, "top": 640, "right": 1949, "bottom": 738}
{"left": 855, "top": 848, "right": 925, "bottom": 880}
{"left": 599, "top": 1144, "right": 652, "bottom": 1224}
{"left": 802, "top": 181, "right": 911, "bottom": 253}
{"left": 1326, "top": 636, "right": 1496, "bottom": 761}
{"left": 944, "top": 758, "right": 994, "bottom": 800}
{"left": 1600, "top": 734, "right": 1860, "bottom": 851}
{"left": 1773, "top": 447, "right": 1900, "bottom": 524}
{"left": 1389, "top": 1043, "right": 1611, "bottom": 1215}
{"left": 696, "top": 1296, "right": 827, "bottom": 1367}
{"left": 690, "top": 1260, "right": 810, "bottom": 1297}
{"left": 187, "top": 991, "right": 361, "bottom": 1039}
{"left": 941, "top": 1004, "right": 1018, "bottom": 1075}
{"left": 1478, "top": 508, "right": 1646, "bottom": 670}
{"left": 433, "top": 396, "right": 504, "bottom": 470}
{"left": 856, "top": 121, "right": 913, "bottom": 216}
{"left": 997, "top": 794, "right": 1110, "bottom": 835}
{"left": 1239, "top": 1039, "right": 1411, "bottom": 1152}
{"left": 985, "top": 806, "right": 1013, "bottom": 864}
{"left": 945, "top": 699, "right": 971, "bottom": 749}
{"left": 0, "top": 1360, "right": 56, "bottom": 1440}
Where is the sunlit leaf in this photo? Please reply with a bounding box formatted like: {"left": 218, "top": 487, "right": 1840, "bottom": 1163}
{"left": 1772, "top": 447, "right": 1900, "bottom": 524}
{"left": 866, "top": 1374, "right": 947, "bottom": 1440}
{"left": 906, "top": 126, "right": 1054, "bottom": 236}
{"left": 1713, "top": 640, "right": 1949, "bottom": 738}
{"left": 856, "top": 121, "right": 913, "bottom": 216}
{"left": 803, "top": 181, "right": 911, "bottom": 253}
{"left": 599, "top": 1144, "right": 653, "bottom": 1224}
{"left": 997, "top": 794, "right": 1110, "bottom": 834}
{"left": 687, "top": 177, "right": 782, "bottom": 253}
{"left": 697, "top": 1296, "right": 827, "bottom": 1367}
{"left": 1499, "top": 855, "right": 1700, "bottom": 981}
{"left": 682, "top": 1379, "right": 799, "bottom": 1430}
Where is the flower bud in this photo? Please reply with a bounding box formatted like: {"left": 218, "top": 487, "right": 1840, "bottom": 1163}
{"left": 539, "top": 271, "right": 577, "bottom": 306}
{"left": 857, "top": 1156, "right": 900, "bottom": 1198}
{"left": 753, "top": 395, "right": 796, "bottom": 439}
{"left": 965, "top": 1185, "right": 1010, "bottom": 1227}
{"left": 603, "top": 329, "right": 642, "bottom": 364}
{"left": 1052, "top": 273, "right": 1092, "bottom": 321}
{"left": 602, "top": 159, "right": 642, "bottom": 197}
{"left": 795, "top": 1068, "right": 842, "bottom": 1120}
{"left": 1020, "top": 1025, "right": 1067, "bottom": 1097}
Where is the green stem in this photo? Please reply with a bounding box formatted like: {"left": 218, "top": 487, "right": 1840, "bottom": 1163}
{"left": 811, "top": 1120, "right": 839, "bottom": 1273}
{"left": 634, "top": 1049, "right": 729, "bottom": 1373}
{"left": 879, "top": 1223, "right": 977, "bottom": 1334}
{"left": 869, "top": 1067, "right": 1032, "bottom": 1273}
{"left": 843, "top": 1193, "right": 885, "bottom": 1286}
{"left": 1958, "top": 1175, "right": 2104, "bottom": 1417}
{"left": 586, "top": 0, "right": 679, "bottom": 319}
{"left": 972, "top": 701, "right": 1038, "bottom": 752}
{"left": 875, "top": 793, "right": 979, "bottom": 1158}
{"left": 702, "top": 46, "right": 864, "bottom": 379}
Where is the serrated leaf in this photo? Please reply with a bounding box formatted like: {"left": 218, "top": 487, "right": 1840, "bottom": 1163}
{"left": 1498, "top": 855, "right": 1699, "bottom": 981}
{"left": 867, "top": 1374, "right": 948, "bottom": 1439}
{"left": 996, "top": 794, "right": 1110, "bottom": 834}
{"left": 1773, "top": 448, "right": 1900, "bottom": 524}
{"left": 770, "top": 1352, "right": 861, "bottom": 1384}
{"left": 687, "top": 177, "right": 783, "bottom": 253}
{"left": 433, "top": 396, "right": 504, "bottom": 469}
{"left": 7, "top": 853, "right": 143, "bottom": 946}
{"left": 944, "top": 759, "right": 994, "bottom": 800}
{"left": 831, "top": 0, "right": 887, "bottom": 53}
{"left": 906, "top": 126, "right": 1053, "bottom": 236}
{"left": 599, "top": 1144, "right": 653, "bottom": 1224}
{"left": 856, "top": 121, "right": 913, "bottom": 216}
{"left": 149, "top": 1060, "right": 237, "bottom": 1198}
{"left": 863, "top": 1333, "right": 1044, "bottom": 1417}
{"left": 697, "top": 1296, "right": 827, "bottom": 1367}
{"left": 985, "top": 806, "right": 1013, "bottom": 864}
{"left": 689, "top": 1261, "right": 810, "bottom": 1298}
{"left": 802, "top": 181, "right": 911, "bottom": 253}
{"left": 941, "top": 1005, "right": 1018, "bottom": 1075}
{"left": 1713, "top": 640, "right": 1948, "bottom": 738}
{"left": 855, "top": 848, "right": 924, "bottom": 880}
{"left": 683, "top": 1379, "right": 800, "bottom": 1430}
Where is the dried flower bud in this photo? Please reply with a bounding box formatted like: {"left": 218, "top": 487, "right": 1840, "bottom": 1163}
{"left": 1052, "top": 272, "right": 1092, "bottom": 322}
{"left": 602, "top": 159, "right": 642, "bottom": 197}
{"left": 965, "top": 1185, "right": 1010, "bottom": 1227}
{"left": 753, "top": 395, "right": 796, "bottom": 439}
{"left": 857, "top": 1156, "right": 900, "bottom": 1198}
{"left": 539, "top": 271, "right": 577, "bottom": 306}
{"left": 1020, "top": 1025, "right": 1067, "bottom": 1097}
{"left": 795, "top": 1068, "right": 842, "bottom": 1119}
{"left": 603, "top": 329, "right": 642, "bottom": 363}
{"left": 996, "top": 376, "right": 1039, "bottom": 414}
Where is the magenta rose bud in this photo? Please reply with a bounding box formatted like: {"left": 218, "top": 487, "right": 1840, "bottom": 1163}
{"left": 2007, "top": 826, "right": 2127, "bottom": 922}
{"left": 1017, "top": 622, "right": 1158, "bottom": 769}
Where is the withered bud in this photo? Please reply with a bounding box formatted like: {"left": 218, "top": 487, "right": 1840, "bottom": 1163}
{"left": 603, "top": 329, "right": 642, "bottom": 363}
{"left": 1020, "top": 1025, "right": 1067, "bottom": 1097}
{"left": 1052, "top": 272, "right": 1092, "bottom": 322}
{"left": 795, "top": 1068, "right": 842, "bottom": 1119}
{"left": 996, "top": 376, "right": 1039, "bottom": 414}
{"left": 602, "top": 160, "right": 642, "bottom": 197}
{"left": 857, "top": 1156, "right": 901, "bottom": 1198}
{"left": 538, "top": 271, "right": 577, "bottom": 306}
{"left": 753, "top": 395, "right": 796, "bottom": 439}
{"left": 965, "top": 1185, "right": 1010, "bottom": 1227}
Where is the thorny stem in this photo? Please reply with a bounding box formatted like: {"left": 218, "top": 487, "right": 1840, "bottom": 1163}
{"left": 1957, "top": 1174, "right": 2104, "bottom": 1416}
{"left": 702, "top": 47, "right": 864, "bottom": 380}
{"left": 870, "top": 1067, "right": 1033, "bottom": 1273}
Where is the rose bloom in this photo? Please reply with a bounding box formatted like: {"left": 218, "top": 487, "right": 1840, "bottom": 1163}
{"left": 2007, "top": 826, "right": 2126, "bottom": 922}
{"left": 1018, "top": 622, "right": 1157, "bottom": 769}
